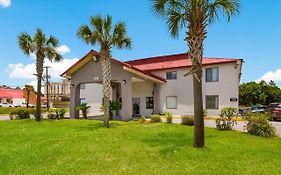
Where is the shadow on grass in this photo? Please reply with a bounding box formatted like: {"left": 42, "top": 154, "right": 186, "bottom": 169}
{"left": 77, "top": 121, "right": 122, "bottom": 131}
{"left": 141, "top": 132, "right": 193, "bottom": 157}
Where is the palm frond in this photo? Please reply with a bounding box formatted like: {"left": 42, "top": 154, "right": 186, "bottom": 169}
{"left": 90, "top": 15, "right": 103, "bottom": 36}
{"left": 111, "top": 22, "right": 132, "bottom": 49}
{"left": 34, "top": 28, "right": 46, "bottom": 49}
{"left": 208, "top": 0, "right": 240, "bottom": 23}
{"left": 46, "top": 35, "right": 59, "bottom": 47}
{"left": 151, "top": 0, "right": 169, "bottom": 17}
{"left": 103, "top": 15, "right": 112, "bottom": 40}
{"left": 77, "top": 25, "right": 96, "bottom": 44}
{"left": 18, "top": 32, "right": 34, "bottom": 55}
{"left": 45, "top": 47, "right": 63, "bottom": 62}
{"left": 167, "top": 9, "right": 186, "bottom": 38}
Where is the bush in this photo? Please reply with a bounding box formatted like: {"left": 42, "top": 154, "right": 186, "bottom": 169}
{"left": 150, "top": 115, "right": 162, "bottom": 123}
{"left": 9, "top": 109, "right": 31, "bottom": 119}
{"left": 139, "top": 115, "right": 146, "bottom": 123}
{"left": 166, "top": 115, "right": 173, "bottom": 123}
{"left": 245, "top": 113, "right": 276, "bottom": 137}
{"left": 160, "top": 111, "right": 173, "bottom": 123}
{"left": 216, "top": 107, "right": 238, "bottom": 130}
{"left": 47, "top": 112, "right": 56, "bottom": 120}
{"left": 181, "top": 115, "right": 194, "bottom": 126}
{"left": 203, "top": 109, "right": 208, "bottom": 117}
{"left": 47, "top": 108, "right": 66, "bottom": 120}
{"left": 160, "top": 111, "right": 171, "bottom": 116}
{"left": 55, "top": 108, "right": 66, "bottom": 119}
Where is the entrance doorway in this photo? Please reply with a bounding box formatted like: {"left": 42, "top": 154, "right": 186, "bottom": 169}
{"left": 132, "top": 98, "right": 140, "bottom": 116}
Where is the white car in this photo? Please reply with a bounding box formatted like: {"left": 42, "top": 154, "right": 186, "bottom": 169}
{"left": 0, "top": 103, "right": 14, "bottom": 107}
{"left": 17, "top": 102, "right": 35, "bottom": 108}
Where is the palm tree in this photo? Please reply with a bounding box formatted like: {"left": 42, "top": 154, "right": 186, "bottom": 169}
{"left": 18, "top": 29, "right": 63, "bottom": 121}
{"left": 77, "top": 15, "right": 132, "bottom": 128}
{"left": 152, "top": 0, "right": 240, "bottom": 148}
{"left": 24, "top": 85, "right": 34, "bottom": 108}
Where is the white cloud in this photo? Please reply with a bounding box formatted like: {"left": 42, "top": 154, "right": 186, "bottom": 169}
{"left": 256, "top": 69, "right": 281, "bottom": 83}
{"left": 7, "top": 58, "right": 79, "bottom": 80}
{"left": 0, "top": 0, "right": 11, "bottom": 8}
{"left": 56, "top": 45, "right": 70, "bottom": 55}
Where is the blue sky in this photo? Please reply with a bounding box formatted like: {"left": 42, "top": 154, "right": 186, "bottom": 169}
{"left": 0, "top": 0, "right": 281, "bottom": 87}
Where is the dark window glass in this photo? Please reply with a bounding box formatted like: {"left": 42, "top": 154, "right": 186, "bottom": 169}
{"left": 206, "top": 95, "right": 219, "bottom": 109}
{"left": 206, "top": 67, "right": 219, "bottom": 82}
{"left": 166, "top": 71, "right": 177, "bottom": 80}
{"left": 146, "top": 97, "right": 154, "bottom": 109}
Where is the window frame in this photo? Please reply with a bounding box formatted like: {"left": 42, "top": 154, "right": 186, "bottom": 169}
{"left": 166, "top": 96, "right": 177, "bottom": 109}
{"left": 205, "top": 95, "right": 219, "bottom": 110}
{"left": 166, "top": 71, "right": 177, "bottom": 80}
{"left": 206, "top": 67, "right": 219, "bottom": 82}
{"left": 80, "top": 84, "right": 86, "bottom": 89}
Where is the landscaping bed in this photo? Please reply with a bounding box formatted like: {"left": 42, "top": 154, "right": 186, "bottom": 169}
{"left": 0, "top": 120, "right": 281, "bottom": 174}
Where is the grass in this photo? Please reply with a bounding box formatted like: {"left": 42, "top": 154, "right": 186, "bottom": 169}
{"left": 0, "top": 120, "right": 281, "bottom": 174}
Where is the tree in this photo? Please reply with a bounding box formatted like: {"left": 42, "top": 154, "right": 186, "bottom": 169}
{"left": 24, "top": 85, "right": 34, "bottom": 108}
{"left": 77, "top": 15, "right": 132, "bottom": 128}
{"left": 239, "top": 81, "right": 281, "bottom": 106}
{"left": 18, "top": 29, "right": 63, "bottom": 121}
{"left": 152, "top": 0, "right": 240, "bottom": 147}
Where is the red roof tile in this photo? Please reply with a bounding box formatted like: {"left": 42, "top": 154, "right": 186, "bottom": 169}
{"left": 0, "top": 88, "right": 24, "bottom": 98}
{"left": 126, "top": 53, "right": 242, "bottom": 71}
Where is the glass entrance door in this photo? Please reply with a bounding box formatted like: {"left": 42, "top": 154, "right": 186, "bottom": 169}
{"left": 132, "top": 98, "right": 140, "bottom": 115}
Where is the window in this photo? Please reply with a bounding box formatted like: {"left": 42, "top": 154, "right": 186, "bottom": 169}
{"left": 146, "top": 97, "right": 154, "bottom": 109}
{"left": 166, "top": 71, "right": 177, "bottom": 80}
{"left": 206, "top": 95, "right": 219, "bottom": 109}
{"left": 166, "top": 96, "right": 177, "bottom": 109}
{"left": 80, "top": 98, "right": 86, "bottom": 104}
{"left": 206, "top": 67, "right": 219, "bottom": 82}
{"left": 80, "top": 84, "right": 85, "bottom": 89}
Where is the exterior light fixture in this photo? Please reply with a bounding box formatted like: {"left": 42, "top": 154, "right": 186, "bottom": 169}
{"left": 122, "top": 80, "right": 126, "bottom": 84}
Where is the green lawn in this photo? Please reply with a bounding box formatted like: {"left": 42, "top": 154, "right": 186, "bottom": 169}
{"left": 0, "top": 120, "right": 281, "bottom": 175}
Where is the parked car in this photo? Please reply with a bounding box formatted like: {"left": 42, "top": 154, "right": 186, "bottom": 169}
{"left": 267, "top": 102, "right": 281, "bottom": 121}
{"left": 16, "top": 102, "right": 35, "bottom": 108}
{"left": 0, "top": 103, "right": 14, "bottom": 107}
{"left": 251, "top": 105, "right": 267, "bottom": 113}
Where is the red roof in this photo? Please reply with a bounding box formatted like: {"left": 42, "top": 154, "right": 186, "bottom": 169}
{"left": 62, "top": 50, "right": 242, "bottom": 83}
{"left": 61, "top": 50, "right": 167, "bottom": 83}
{"left": 0, "top": 88, "right": 24, "bottom": 98}
{"left": 126, "top": 53, "right": 242, "bottom": 71}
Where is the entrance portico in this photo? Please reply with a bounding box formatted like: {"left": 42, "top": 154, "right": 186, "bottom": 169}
{"left": 61, "top": 50, "right": 166, "bottom": 120}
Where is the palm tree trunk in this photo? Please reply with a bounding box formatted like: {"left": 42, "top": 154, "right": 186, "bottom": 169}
{"left": 35, "top": 55, "right": 44, "bottom": 121}
{"left": 187, "top": 6, "right": 207, "bottom": 148}
{"left": 26, "top": 90, "right": 30, "bottom": 108}
{"left": 101, "top": 49, "right": 111, "bottom": 128}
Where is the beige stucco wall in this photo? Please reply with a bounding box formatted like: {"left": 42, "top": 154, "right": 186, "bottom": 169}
{"left": 132, "top": 81, "right": 154, "bottom": 116}
{"left": 151, "top": 62, "right": 240, "bottom": 116}
{"left": 70, "top": 59, "right": 133, "bottom": 120}
{"left": 80, "top": 83, "right": 103, "bottom": 115}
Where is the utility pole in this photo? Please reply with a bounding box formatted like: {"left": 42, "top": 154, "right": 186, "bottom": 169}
{"left": 43, "top": 66, "right": 51, "bottom": 111}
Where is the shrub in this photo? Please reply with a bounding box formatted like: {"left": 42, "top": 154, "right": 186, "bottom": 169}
{"left": 245, "top": 113, "right": 276, "bottom": 137}
{"left": 160, "top": 111, "right": 173, "bottom": 123}
{"left": 203, "top": 109, "right": 208, "bottom": 117}
{"left": 139, "top": 115, "right": 146, "bottom": 123}
{"left": 76, "top": 103, "right": 90, "bottom": 119}
{"left": 166, "top": 115, "right": 173, "bottom": 123}
{"left": 181, "top": 115, "right": 194, "bottom": 126}
{"left": 47, "top": 112, "right": 56, "bottom": 120}
{"left": 55, "top": 108, "right": 66, "bottom": 119}
{"left": 9, "top": 109, "right": 31, "bottom": 119}
{"left": 216, "top": 107, "right": 238, "bottom": 131}
{"left": 160, "top": 111, "right": 171, "bottom": 116}
{"left": 150, "top": 115, "right": 162, "bottom": 123}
